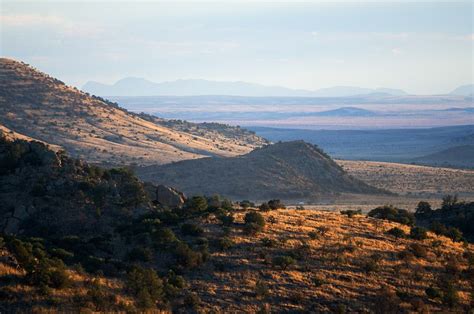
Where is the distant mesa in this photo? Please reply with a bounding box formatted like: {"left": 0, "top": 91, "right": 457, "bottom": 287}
{"left": 449, "top": 84, "right": 474, "bottom": 96}
{"left": 83, "top": 77, "right": 407, "bottom": 97}
{"left": 136, "top": 140, "right": 387, "bottom": 201}
{"left": 313, "top": 107, "right": 377, "bottom": 117}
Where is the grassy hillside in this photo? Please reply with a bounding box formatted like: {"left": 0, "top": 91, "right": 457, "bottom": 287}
{"left": 0, "top": 58, "right": 267, "bottom": 166}
{"left": 0, "top": 136, "right": 472, "bottom": 312}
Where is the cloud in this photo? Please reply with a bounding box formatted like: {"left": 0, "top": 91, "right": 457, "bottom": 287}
{"left": 0, "top": 14, "right": 65, "bottom": 27}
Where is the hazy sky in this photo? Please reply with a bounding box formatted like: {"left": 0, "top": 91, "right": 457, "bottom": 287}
{"left": 1, "top": 0, "right": 473, "bottom": 94}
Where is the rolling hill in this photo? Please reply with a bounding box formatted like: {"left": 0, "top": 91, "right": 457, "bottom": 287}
{"left": 450, "top": 84, "right": 474, "bottom": 96}
{"left": 412, "top": 145, "right": 474, "bottom": 168}
{"left": 0, "top": 58, "right": 267, "bottom": 166}
{"left": 136, "top": 141, "right": 385, "bottom": 201}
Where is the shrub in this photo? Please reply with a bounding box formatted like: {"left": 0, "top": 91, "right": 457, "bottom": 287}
{"left": 409, "top": 243, "right": 428, "bottom": 258}
{"left": 186, "top": 196, "right": 208, "bottom": 213}
{"left": 127, "top": 266, "right": 164, "bottom": 308}
{"left": 245, "top": 211, "right": 265, "bottom": 227}
{"left": 240, "top": 200, "right": 254, "bottom": 209}
{"left": 260, "top": 237, "right": 277, "bottom": 248}
{"left": 153, "top": 227, "right": 177, "bottom": 245}
{"left": 268, "top": 199, "right": 285, "bottom": 210}
{"left": 442, "top": 284, "right": 459, "bottom": 307}
{"left": 181, "top": 223, "right": 204, "bottom": 236}
{"left": 173, "top": 242, "right": 204, "bottom": 269}
{"left": 127, "top": 247, "right": 153, "bottom": 262}
{"left": 410, "top": 227, "right": 428, "bottom": 240}
{"left": 255, "top": 280, "right": 269, "bottom": 298}
{"left": 308, "top": 231, "right": 319, "bottom": 240}
{"left": 387, "top": 227, "right": 406, "bottom": 238}
{"left": 217, "top": 237, "right": 234, "bottom": 251}
{"left": 445, "top": 227, "right": 463, "bottom": 242}
{"left": 340, "top": 209, "right": 362, "bottom": 218}
{"left": 368, "top": 205, "right": 415, "bottom": 226}
{"left": 244, "top": 223, "right": 264, "bottom": 235}
{"left": 425, "top": 286, "right": 442, "bottom": 299}
{"left": 217, "top": 214, "right": 234, "bottom": 226}
{"left": 258, "top": 202, "right": 270, "bottom": 212}
{"left": 272, "top": 256, "right": 296, "bottom": 270}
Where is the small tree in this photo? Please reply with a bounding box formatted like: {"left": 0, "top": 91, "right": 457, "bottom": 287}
{"left": 410, "top": 227, "right": 428, "bottom": 240}
{"left": 415, "top": 201, "right": 432, "bottom": 215}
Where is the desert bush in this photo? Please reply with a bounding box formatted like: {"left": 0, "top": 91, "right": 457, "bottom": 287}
{"left": 173, "top": 242, "right": 204, "bottom": 269}
{"left": 410, "top": 227, "right": 428, "bottom": 240}
{"left": 217, "top": 237, "right": 234, "bottom": 251}
{"left": 87, "top": 279, "right": 118, "bottom": 311}
{"left": 245, "top": 211, "right": 265, "bottom": 227}
{"left": 445, "top": 255, "right": 462, "bottom": 276}
{"left": 442, "top": 283, "right": 460, "bottom": 307}
{"left": 258, "top": 202, "right": 271, "bottom": 212}
{"left": 181, "top": 223, "right": 204, "bottom": 236}
{"left": 362, "top": 254, "right": 382, "bottom": 273}
{"left": 260, "top": 237, "right": 277, "bottom": 248}
{"left": 340, "top": 209, "right": 362, "bottom": 218}
{"left": 163, "top": 271, "right": 186, "bottom": 300}
{"left": 425, "top": 286, "right": 442, "bottom": 300}
{"left": 268, "top": 199, "right": 285, "bottom": 210}
{"left": 183, "top": 292, "right": 201, "bottom": 310}
{"left": 368, "top": 205, "right": 415, "bottom": 226}
{"left": 255, "top": 280, "right": 269, "bottom": 298}
{"left": 185, "top": 196, "right": 208, "bottom": 213}
{"left": 308, "top": 231, "right": 319, "bottom": 240}
{"left": 240, "top": 200, "right": 254, "bottom": 209}
{"left": 244, "top": 211, "right": 265, "bottom": 234}
{"left": 153, "top": 227, "right": 178, "bottom": 246}
{"left": 272, "top": 256, "right": 296, "bottom": 270}
{"left": 127, "top": 247, "right": 153, "bottom": 262}
{"left": 127, "top": 266, "right": 164, "bottom": 308}
{"left": 386, "top": 227, "right": 406, "bottom": 238}
{"left": 217, "top": 213, "right": 234, "bottom": 226}
{"left": 409, "top": 243, "right": 428, "bottom": 258}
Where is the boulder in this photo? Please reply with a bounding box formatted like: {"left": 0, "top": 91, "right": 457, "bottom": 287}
{"left": 155, "top": 185, "right": 186, "bottom": 208}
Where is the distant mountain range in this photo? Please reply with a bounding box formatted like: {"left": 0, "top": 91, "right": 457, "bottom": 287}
{"left": 83, "top": 77, "right": 409, "bottom": 97}
{"left": 449, "top": 84, "right": 474, "bottom": 96}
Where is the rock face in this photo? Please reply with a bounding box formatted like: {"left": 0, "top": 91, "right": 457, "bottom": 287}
{"left": 136, "top": 141, "right": 387, "bottom": 201}
{"left": 156, "top": 185, "right": 186, "bottom": 208}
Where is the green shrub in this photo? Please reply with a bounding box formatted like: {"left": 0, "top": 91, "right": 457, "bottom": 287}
{"left": 260, "top": 237, "right": 277, "bottom": 248}
{"left": 368, "top": 205, "right": 415, "bottom": 226}
{"left": 272, "top": 256, "right": 296, "bottom": 270}
{"left": 258, "top": 202, "right": 270, "bottom": 212}
{"left": 186, "top": 196, "right": 208, "bottom": 213}
{"left": 340, "top": 209, "right": 362, "bottom": 218}
{"left": 267, "top": 199, "right": 285, "bottom": 210}
{"left": 245, "top": 212, "right": 265, "bottom": 227}
{"left": 244, "top": 222, "right": 264, "bottom": 235}
{"left": 127, "top": 247, "right": 153, "bottom": 262}
{"left": 387, "top": 227, "right": 406, "bottom": 238}
{"left": 308, "top": 231, "right": 319, "bottom": 240}
{"left": 410, "top": 227, "right": 428, "bottom": 240}
{"left": 442, "top": 284, "right": 459, "bottom": 307}
{"left": 425, "top": 286, "right": 442, "bottom": 299}
{"left": 217, "top": 214, "right": 234, "bottom": 226}
{"left": 255, "top": 280, "right": 269, "bottom": 298}
{"left": 181, "top": 223, "right": 204, "bottom": 236}
{"left": 217, "top": 237, "right": 234, "bottom": 251}
{"left": 153, "top": 227, "right": 178, "bottom": 246}
{"left": 173, "top": 242, "right": 204, "bottom": 269}
{"left": 127, "top": 266, "right": 164, "bottom": 308}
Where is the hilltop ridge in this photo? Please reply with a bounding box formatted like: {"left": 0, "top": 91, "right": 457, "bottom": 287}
{"left": 0, "top": 58, "right": 267, "bottom": 166}
{"left": 137, "top": 140, "right": 385, "bottom": 201}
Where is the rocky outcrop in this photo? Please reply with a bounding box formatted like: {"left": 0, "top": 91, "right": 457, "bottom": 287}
{"left": 144, "top": 183, "right": 186, "bottom": 208}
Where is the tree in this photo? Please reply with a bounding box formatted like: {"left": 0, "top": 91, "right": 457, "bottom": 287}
{"left": 187, "top": 196, "right": 208, "bottom": 212}
{"left": 442, "top": 195, "right": 458, "bottom": 209}
{"left": 415, "top": 201, "right": 432, "bottom": 215}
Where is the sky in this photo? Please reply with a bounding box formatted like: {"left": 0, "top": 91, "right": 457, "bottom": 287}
{"left": 1, "top": 0, "right": 473, "bottom": 94}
